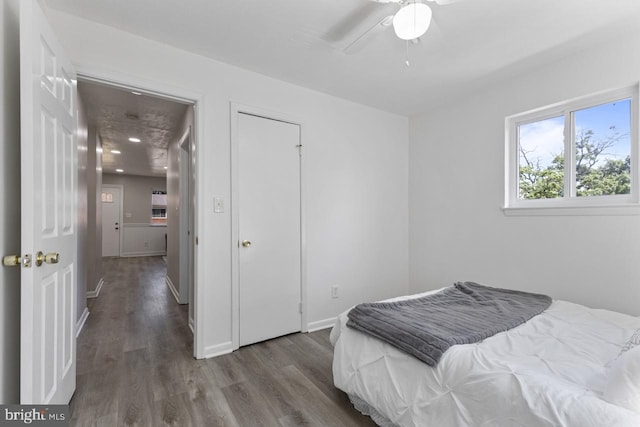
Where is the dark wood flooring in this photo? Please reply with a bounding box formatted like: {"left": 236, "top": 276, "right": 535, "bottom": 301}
{"left": 70, "top": 256, "right": 376, "bottom": 427}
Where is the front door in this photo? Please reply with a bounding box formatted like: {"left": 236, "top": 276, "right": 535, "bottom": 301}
{"left": 238, "top": 113, "right": 302, "bottom": 346}
{"left": 19, "top": 0, "right": 77, "bottom": 403}
{"left": 101, "top": 185, "right": 122, "bottom": 257}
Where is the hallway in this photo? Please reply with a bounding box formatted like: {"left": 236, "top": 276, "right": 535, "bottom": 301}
{"left": 70, "top": 257, "right": 375, "bottom": 427}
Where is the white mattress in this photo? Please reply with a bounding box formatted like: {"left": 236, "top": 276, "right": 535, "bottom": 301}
{"left": 331, "top": 290, "right": 640, "bottom": 427}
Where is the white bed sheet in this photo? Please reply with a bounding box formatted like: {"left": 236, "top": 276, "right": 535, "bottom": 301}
{"left": 331, "top": 290, "right": 640, "bottom": 427}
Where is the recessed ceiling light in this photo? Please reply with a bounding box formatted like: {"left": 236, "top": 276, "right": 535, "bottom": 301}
{"left": 116, "top": 169, "right": 124, "bottom": 173}
{"left": 128, "top": 137, "right": 141, "bottom": 143}
{"left": 164, "top": 166, "right": 168, "bottom": 170}
{"left": 111, "top": 150, "right": 121, "bottom": 154}
{"left": 131, "top": 91, "right": 141, "bottom": 96}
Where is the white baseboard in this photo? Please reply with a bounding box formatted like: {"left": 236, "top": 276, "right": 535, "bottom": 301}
{"left": 202, "top": 341, "right": 234, "bottom": 359}
{"left": 307, "top": 317, "right": 337, "bottom": 333}
{"left": 87, "top": 277, "right": 104, "bottom": 298}
{"left": 188, "top": 317, "right": 194, "bottom": 334}
{"left": 165, "top": 275, "right": 180, "bottom": 304}
{"left": 76, "top": 308, "right": 90, "bottom": 337}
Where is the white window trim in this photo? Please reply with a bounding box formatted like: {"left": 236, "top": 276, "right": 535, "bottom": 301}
{"left": 504, "top": 83, "right": 640, "bottom": 216}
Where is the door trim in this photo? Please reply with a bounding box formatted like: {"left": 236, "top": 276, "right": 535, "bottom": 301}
{"left": 230, "top": 102, "right": 307, "bottom": 350}
{"left": 101, "top": 184, "right": 123, "bottom": 257}
{"left": 76, "top": 68, "right": 206, "bottom": 359}
{"left": 178, "top": 126, "right": 192, "bottom": 306}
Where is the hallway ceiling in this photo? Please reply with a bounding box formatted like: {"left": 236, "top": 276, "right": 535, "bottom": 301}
{"left": 79, "top": 81, "right": 189, "bottom": 177}
{"left": 49, "top": 0, "right": 640, "bottom": 116}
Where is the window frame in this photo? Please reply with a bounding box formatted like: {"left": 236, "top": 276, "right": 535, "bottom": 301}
{"left": 504, "top": 84, "right": 640, "bottom": 216}
{"left": 151, "top": 190, "right": 167, "bottom": 225}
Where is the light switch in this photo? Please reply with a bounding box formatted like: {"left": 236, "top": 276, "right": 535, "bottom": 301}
{"left": 125, "top": 212, "right": 132, "bottom": 218}
{"left": 214, "top": 197, "right": 224, "bottom": 213}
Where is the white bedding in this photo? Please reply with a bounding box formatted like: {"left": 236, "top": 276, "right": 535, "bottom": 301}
{"left": 331, "top": 290, "right": 640, "bottom": 426}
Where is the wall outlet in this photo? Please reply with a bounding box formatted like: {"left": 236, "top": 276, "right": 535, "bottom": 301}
{"left": 331, "top": 285, "right": 339, "bottom": 299}
{"left": 144, "top": 241, "right": 149, "bottom": 248}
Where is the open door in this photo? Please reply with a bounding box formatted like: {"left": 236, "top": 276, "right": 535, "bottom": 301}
{"left": 19, "top": 0, "right": 77, "bottom": 404}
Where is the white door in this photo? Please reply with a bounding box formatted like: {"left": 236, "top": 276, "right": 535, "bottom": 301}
{"left": 101, "top": 186, "right": 121, "bottom": 257}
{"left": 19, "top": 0, "right": 77, "bottom": 404}
{"left": 238, "top": 113, "right": 301, "bottom": 346}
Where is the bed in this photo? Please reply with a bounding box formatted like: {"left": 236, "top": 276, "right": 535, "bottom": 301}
{"left": 331, "top": 285, "right": 640, "bottom": 427}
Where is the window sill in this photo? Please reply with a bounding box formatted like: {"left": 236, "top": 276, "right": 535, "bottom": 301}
{"left": 503, "top": 203, "right": 640, "bottom": 216}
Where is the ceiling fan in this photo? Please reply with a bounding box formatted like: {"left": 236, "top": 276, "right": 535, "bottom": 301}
{"left": 343, "top": 0, "right": 465, "bottom": 54}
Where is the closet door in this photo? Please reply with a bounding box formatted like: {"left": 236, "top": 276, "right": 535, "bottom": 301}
{"left": 237, "top": 113, "right": 301, "bottom": 346}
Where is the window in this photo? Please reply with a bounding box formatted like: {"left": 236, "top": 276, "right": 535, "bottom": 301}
{"left": 505, "top": 85, "right": 639, "bottom": 215}
{"left": 151, "top": 190, "right": 167, "bottom": 224}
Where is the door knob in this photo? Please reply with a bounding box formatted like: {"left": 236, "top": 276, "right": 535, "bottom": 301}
{"left": 34, "top": 251, "right": 60, "bottom": 266}
{"left": 44, "top": 252, "right": 60, "bottom": 264}
{"left": 3, "top": 255, "right": 21, "bottom": 267}
{"left": 241, "top": 240, "right": 252, "bottom": 248}
{"left": 3, "top": 254, "right": 32, "bottom": 268}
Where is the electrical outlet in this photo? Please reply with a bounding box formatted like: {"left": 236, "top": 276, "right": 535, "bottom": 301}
{"left": 144, "top": 241, "right": 149, "bottom": 248}
{"left": 331, "top": 285, "right": 339, "bottom": 299}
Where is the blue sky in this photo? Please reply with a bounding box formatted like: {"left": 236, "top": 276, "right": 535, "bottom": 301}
{"left": 575, "top": 98, "right": 631, "bottom": 162}
{"left": 519, "top": 98, "right": 631, "bottom": 168}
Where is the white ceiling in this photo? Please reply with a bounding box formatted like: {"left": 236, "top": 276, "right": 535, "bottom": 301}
{"left": 78, "top": 81, "right": 189, "bottom": 177}
{"left": 49, "top": 0, "right": 640, "bottom": 116}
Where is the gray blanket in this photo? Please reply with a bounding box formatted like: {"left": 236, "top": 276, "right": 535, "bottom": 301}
{"left": 346, "top": 281, "right": 552, "bottom": 366}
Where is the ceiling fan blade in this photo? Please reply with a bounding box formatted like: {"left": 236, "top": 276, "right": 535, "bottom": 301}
{"left": 342, "top": 15, "right": 394, "bottom": 54}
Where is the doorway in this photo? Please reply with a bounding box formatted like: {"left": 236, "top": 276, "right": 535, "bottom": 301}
{"left": 77, "top": 75, "right": 202, "bottom": 357}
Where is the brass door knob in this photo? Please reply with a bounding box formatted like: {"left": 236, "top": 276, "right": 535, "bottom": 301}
{"left": 3, "top": 255, "right": 21, "bottom": 267}
{"left": 44, "top": 252, "right": 60, "bottom": 264}
{"left": 3, "top": 254, "right": 32, "bottom": 268}
{"left": 34, "top": 251, "right": 60, "bottom": 266}
{"left": 241, "top": 240, "right": 252, "bottom": 248}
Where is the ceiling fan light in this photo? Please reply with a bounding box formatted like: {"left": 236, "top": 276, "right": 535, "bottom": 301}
{"left": 393, "top": 2, "right": 432, "bottom": 40}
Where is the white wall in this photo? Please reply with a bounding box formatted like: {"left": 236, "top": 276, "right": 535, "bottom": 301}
{"left": 45, "top": 10, "right": 409, "bottom": 354}
{"left": 0, "top": 0, "right": 20, "bottom": 403}
{"left": 102, "top": 173, "right": 167, "bottom": 224}
{"left": 409, "top": 30, "right": 640, "bottom": 316}
{"left": 102, "top": 174, "right": 168, "bottom": 257}
{"left": 120, "top": 224, "right": 166, "bottom": 257}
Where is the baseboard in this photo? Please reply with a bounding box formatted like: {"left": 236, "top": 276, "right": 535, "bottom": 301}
{"left": 307, "top": 317, "right": 337, "bottom": 333}
{"left": 87, "top": 277, "right": 104, "bottom": 298}
{"left": 188, "top": 317, "right": 194, "bottom": 334}
{"left": 165, "top": 275, "right": 181, "bottom": 304}
{"left": 202, "top": 341, "right": 234, "bottom": 359}
{"left": 76, "top": 308, "right": 90, "bottom": 338}
{"left": 120, "top": 251, "right": 166, "bottom": 258}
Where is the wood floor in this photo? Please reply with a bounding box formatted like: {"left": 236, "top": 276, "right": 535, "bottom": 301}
{"left": 70, "top": 256, "right": 377, "bottom": 427}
